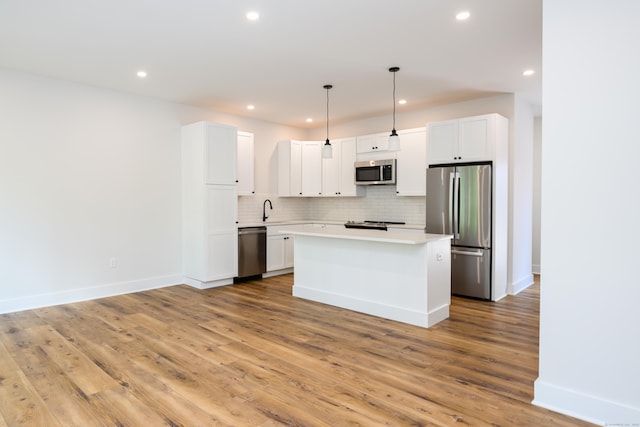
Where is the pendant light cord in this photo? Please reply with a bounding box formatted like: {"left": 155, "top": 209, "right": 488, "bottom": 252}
{"left": 392, "top": 71, "right": 396, "bottom": 130}
{"left": 324, "top": 84, "right": 332, "bottom": 143}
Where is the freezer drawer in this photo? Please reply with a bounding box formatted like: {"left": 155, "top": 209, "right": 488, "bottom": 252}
{"left": 451, "top": 247, "right": 491, "bottom": 300}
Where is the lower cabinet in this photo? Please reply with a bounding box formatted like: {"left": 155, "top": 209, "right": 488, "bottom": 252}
{"left": 267, "top": 233, "right": 294, "bottom": 272}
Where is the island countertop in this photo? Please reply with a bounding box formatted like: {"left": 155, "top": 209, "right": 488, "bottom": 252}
{"left": 277, "top": 224, "right": 452, "bottom": 245}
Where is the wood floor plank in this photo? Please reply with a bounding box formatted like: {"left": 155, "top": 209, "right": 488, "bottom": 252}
{"left": 0, "top": 367, "right": 62, "bottom": 426}
{"left": 0, "top": 274, "right": 594, "bottom": 426}
{"left": 24, "top": 324, "right": 119, "bottom": 395}
{"left": 10, "top": 344, "right": 106, "bottom": 426}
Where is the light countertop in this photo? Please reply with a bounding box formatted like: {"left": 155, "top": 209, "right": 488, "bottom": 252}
{"left": 276, "top": 224, "right": 451, "bottom": 245}
{"left": 238, "top": 220, "right": 426, "bottom": 230}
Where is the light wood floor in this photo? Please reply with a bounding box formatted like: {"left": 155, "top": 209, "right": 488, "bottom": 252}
{"left": 0, "top": 274, "right": 592, "bottom": 426}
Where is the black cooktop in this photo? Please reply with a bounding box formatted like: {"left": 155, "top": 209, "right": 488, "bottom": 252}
{"left": 344, "top": 220, "right": 406, "bottom": 231}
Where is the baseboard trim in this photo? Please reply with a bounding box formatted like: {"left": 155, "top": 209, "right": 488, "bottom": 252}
{"left": 263, "top": 267, "right": 293, "bottom": 278}
{"left": 0, "top": 274, "right": 184, "bottom": 314}
{"left": 532, "top": 263, "right": 541, "bottom": 275}
{"left": 509, "top": 274, "right": 534, "bottom": 295}
{"left": 182, "top": 276, "right": 234, "bottom": 289}
{"left": 533, "top": 378, "right": 640, "bottom": 426}
{"left": 292, "top": 285, "right": 449, "bottom": 328}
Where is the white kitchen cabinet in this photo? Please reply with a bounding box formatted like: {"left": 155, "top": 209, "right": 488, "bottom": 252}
{"left": 199, "top": 122, "right": 237, "bottom": 185}
{"left": 427, "top": 114, "right": 501, "bottom": 164}
{"left": 267, "top": 234, "right": 294, "bottom": 272}
{"left": 237, "top": 131, "right": 254, "bottom": 195}
{"left": 182, "top": 121, "right": 238, "bottom": 287}
{"left": 322, "top": 137, "right": 364, "bottom": 197}
{"left": 356, "top": 132, "right": 389, "bottom": 154}
{"left": 278, "top": 140, "right": 323, "bottom": 197}
{"left": 395, "top": 128, "right": 427, "bottom": 196}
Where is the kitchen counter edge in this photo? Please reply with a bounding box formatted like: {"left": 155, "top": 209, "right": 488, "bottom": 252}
{"left": 276, "top": 225, "right": 451, "bottom": 245}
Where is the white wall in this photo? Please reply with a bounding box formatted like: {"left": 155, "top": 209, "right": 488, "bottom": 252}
{"left": 307, "top": 93, "right": 516, "bottom": 140}
{"left": 0, "top": 68, "right": 305, "bottom": 313}
{"left": 510, "top": 95, "right": 534, "bottom": 293}
{"left": 534, "top": 1, "right": 640, "bottom": 424}
{"left": 532, "top": 117, "right": 542, "bottom": 274}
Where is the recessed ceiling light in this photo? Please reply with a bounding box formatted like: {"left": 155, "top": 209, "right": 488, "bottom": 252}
{"left": 136, "top": 70, "right": 147, "bottom": 78}
{"left": 246, "top": 11, "right": 259, "bottom": 21}
{"left": 398, "top": 99, "right": 407, "bottom": 105}
{"left": 456, "top": 11, "right": 470, "bottom": 21}
{"left": 523, "top": 69, "right": 535, "bottom": 76}
{"left": 306, "top": 118, "right": 313, "bottom": 123}
{"left": 247, "top": 105, "right": 255, "bottom": 110}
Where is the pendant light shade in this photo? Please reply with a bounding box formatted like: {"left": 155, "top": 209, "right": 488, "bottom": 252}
{"left": 322, "top": 84, "right": 333, "bottom": 159}
{"left": 388, "top": 67, "right": 401, "bottom": 152}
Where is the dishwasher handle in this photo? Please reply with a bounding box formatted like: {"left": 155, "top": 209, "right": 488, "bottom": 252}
{"left": 238, "top": 228, "right": 267, "bottom": 236}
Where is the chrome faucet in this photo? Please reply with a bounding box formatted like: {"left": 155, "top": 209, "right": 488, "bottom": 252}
{"left": 262, "top": 199, "right": 273, "bottom": 222}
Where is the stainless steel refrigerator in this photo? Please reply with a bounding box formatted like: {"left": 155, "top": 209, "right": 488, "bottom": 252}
{"left": 425, "top": 162, "right": 492, "bottom": 299}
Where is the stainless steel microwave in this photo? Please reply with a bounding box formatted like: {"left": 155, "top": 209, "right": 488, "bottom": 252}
{"left": 354, "top": 159, "right": 396, "bottom": 185}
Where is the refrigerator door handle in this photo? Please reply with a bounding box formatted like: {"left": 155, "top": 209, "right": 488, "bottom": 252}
{"left": 453, "top": 171, "right": 460, "bottom": 239}
{"left": 448, "top": 172, "right": 455, "bottom": 235}
{"left": 451, "top": 249, "right": 484, "bottom": 257}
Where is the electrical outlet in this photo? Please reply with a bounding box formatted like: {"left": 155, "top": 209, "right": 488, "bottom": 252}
{"left": 109, "top": 257, "right": 117, "bottom": 268}
{"left": 436, "top": 252, "right": 443, "bottom": 261}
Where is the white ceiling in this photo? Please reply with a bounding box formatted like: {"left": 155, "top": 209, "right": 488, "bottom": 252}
{"left": 0, "top": 0, "right": 542, "bottom": 128}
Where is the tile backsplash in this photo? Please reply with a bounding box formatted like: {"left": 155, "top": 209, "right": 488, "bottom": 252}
{"left": 238, "top": 186, "right": 425, "bottom": 225}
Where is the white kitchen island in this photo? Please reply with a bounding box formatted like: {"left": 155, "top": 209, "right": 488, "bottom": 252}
{"left": 279, "top": 225, "right": 452, "bottom": 328}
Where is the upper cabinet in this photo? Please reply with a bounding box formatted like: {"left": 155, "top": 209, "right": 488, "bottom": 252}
{"left": 200, "top": 122, "right": 237, "bottom": 185}
{"left": 427, "top": 114, "right": 504, "bottom": 165}
{"left": 278, "top": 140, "right": 322, "bottom": 197}
{"left": 322, "top": 137, "right": 364, "bottom": 197}
{"left": 356, "top": 132, "right": 390, "bottom": 154}
{"left": 237, "top": 131, "right": 255, "bottom": 195}
{"left": 395, "top": 128, "right": 427, "bottom": 196}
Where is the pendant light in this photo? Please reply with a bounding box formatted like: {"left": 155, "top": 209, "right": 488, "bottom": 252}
{"left": 388, "top": 67, "right": 400, "bottom": 151}
{"left": 322, "top": 84, "right": 333, "bottom": 159}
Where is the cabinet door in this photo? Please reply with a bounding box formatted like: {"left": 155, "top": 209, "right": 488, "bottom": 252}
{"left": 356, "top": 134, "right": 376, "bottom": 153}
{"left": 301, "top": 141, "right": 322, "bottom": 196}
{"left": 237, "top": 131, "right": 254, "bottom": 195}
{"left": 374, "top": 133, "right": 390, "bottom": 152}
{"left": 322, "top": 141, "right": 341, "bottom": 196}
{"left": 290, "top": 141, "right": 303, "bottom": 196}
{"left": 267, "top": 235, "right": 285, "bottom": 271}
{"left": 206, "top": 232, "right": 237, "bottom": 280}
{"left": 284, "top": 235, "right": 294, "bottom": 268}
{"left": 396, "top": 128, "right": 427, "bottom": 196}
{"left": 277, "top": 141, "right": 292, "bottom": 196}
{"left": 356, "top": 133, "right": 389, "bottom": 153}
{"left": 206, "top": 186, "right": 237, "bottom": 233}
{"left": 427, "top": 120, "right": 458, "bottom": 165}
{"left": 204, "top": 185, "right": 238, "bottom": 280}
{"left": 205, "top": 123, "right": 237, "bottom": 185}
{"left": 338, "top": 138, "right": 360, "bottom": 196}
{"left": 458, "top": 116, "right": 491, "bottom": 162}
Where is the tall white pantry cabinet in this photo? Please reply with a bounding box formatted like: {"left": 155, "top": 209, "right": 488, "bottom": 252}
{"left": 182, "top": 121, "right": 238, "bottom": 288}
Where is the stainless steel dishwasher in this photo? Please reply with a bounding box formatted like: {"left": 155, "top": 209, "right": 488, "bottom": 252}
{"left": 237, "top": 226, "right": 267, "bottom": 279}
